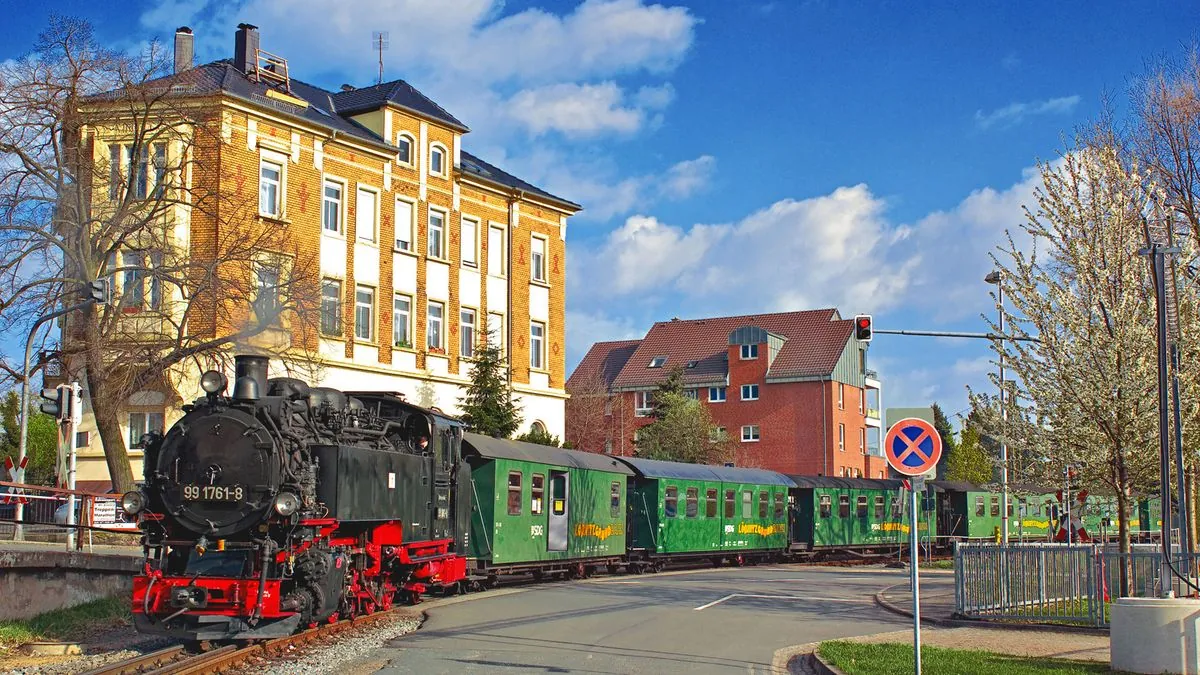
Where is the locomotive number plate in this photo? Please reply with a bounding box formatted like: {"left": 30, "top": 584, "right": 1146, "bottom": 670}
{"left": 182, "top": 484, "right": 246, "bottom": 501}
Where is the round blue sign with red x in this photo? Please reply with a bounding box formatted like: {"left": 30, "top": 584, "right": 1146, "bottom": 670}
{"left": 884, "top": 417, "right": 943, "bottom": 476}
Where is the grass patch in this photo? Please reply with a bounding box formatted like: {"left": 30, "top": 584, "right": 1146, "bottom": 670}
{"left": 818, "top": 641, "right": 1112, "bottom": 675}
{"left": 921, "top": 559, "right": 955, "bottom": 570}
{"left": 0, "top": 596, "right": 130, "bottom": 654}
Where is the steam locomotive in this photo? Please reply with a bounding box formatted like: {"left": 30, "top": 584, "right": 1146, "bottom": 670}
{"left": 125, "top": 355, "right": 469, "bottom": 641}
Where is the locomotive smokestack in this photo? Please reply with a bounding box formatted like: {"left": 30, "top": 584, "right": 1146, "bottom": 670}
{"left": 233, "top": 354, "right": 269, "bottom": 401}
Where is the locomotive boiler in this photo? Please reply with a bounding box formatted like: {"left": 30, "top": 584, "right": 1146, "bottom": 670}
{"left": 123, "top": 355, "right": 468, "bottom": 641}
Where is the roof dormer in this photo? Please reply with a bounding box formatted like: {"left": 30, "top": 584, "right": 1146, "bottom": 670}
{"left": 728, "top": 325, "right": 786, "bottom": 369}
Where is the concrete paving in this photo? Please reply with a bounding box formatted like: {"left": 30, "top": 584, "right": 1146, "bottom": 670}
{"left": 356, "top": 565, "right": 956, "bottom": 674}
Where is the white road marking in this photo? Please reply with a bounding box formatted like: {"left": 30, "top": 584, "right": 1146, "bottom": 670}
{"left": 692, "top": 593, "right": 866, "bottom": 611}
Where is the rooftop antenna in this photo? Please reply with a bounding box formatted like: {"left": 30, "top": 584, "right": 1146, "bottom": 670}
{"left": 372, "top": 31, "right": 389, "bottom": 85}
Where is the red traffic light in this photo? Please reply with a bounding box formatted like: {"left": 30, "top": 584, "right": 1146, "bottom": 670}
{"left": 854, "top": 315, "right": 872, "bottom": 342}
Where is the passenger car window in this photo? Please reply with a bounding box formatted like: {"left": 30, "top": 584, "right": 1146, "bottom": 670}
{"left": 610, "top": 481, "right": 621, "bottom": 518}
{"left": 507, "top": 471, "right": 522, "bottom": 516}
{"left": 991, "top": 495, "right": 1000, "bottom": 517}
{"left": 531, "top": 474, "right": 544, "bottom": 515}
{"left": 725, "top": 489, "right": 735, "bottom": 518}
{"left": 838, "top": 494, "right": 850, "bottom": 518}
{"left": 856, "top": 495, "right": 868, "bottom": 518}
{"left": 705, "top": 488, "right": 718, "bottom": 518}
{"left": 742, "top": 490, "right": 753, "bottom": 518}
{"left": 891, "top": 498, "right": 902, "bottom": 518}
{"left": 874, "top": 496, "right": 885, "bottom": 520}
{"left": 758, "top": 492, "right": 768, "bottom": 518}
{"left": 975, "top": 496, "right": 985, "bottom": 517}
{"left": 551, "top": 474, "right": 567, "bottom": 515}
{"left": 665, "top": 486, "right": 678, "bottom": 518}
{"left": 819, "top": 495, "right": 832, "bottom": 518}
{"left": 773, "top": 493, "right": 785, "bottom": 519}
{"left": 686, "top": 487, "right": 699, "bottom": 518}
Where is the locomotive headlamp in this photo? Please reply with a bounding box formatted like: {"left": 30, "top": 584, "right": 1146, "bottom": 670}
{"left": 120, "top": 490, "right": 146, "bottom": 515}
{"left": 273, "top": 492, "right": 300, "bottom": 516}
{"left": 200, "top": 370, "right": 228, "bottom": 395}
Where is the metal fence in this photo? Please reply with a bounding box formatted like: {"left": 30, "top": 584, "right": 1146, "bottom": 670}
{"left": 0, "top": 481, "right": 137, "bottom": 550}
{"left": 954, "top": 542, "right": 1198, "bottom": 627}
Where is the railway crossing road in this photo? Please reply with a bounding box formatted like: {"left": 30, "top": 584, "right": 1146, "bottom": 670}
{"left": 357, "top": 565, "right": 954, "bottom": 674}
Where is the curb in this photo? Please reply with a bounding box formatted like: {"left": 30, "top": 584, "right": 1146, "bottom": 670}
{"left": 873, "top": 583, "right": 1111, "bottom": 636}
{"left": 807, "top": 651, "right": 846, "bottom": 675}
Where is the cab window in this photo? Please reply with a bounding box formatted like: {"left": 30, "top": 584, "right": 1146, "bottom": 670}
{"left": 507, "top": 471, "right": 522, "bottom": 516}
{"left": 819, "top": 495, "right": 832, "bottom": 518}
{"left": 685, "top": 487, "right": 699, "bottom": 518}
{"left": 665, "top": 486, "right": 678, "bottom": 518}
{"left": 705, "top": 488, "right": 718, "bottom": 518}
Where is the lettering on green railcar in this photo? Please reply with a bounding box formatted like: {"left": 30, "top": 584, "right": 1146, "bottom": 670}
{"left": 574, "top": 523, "right": 622, "bottom": 541}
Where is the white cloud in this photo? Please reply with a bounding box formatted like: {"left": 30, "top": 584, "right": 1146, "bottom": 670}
{"left": 506, "top": 82, "right": 645, "bottom": 137}
{"left": 661, "top": 155, "right": 715, "bottom": 199}
{"left": 975, "top": 95, "right": 1081, "bottom": 130}
{"left": 633, "top": 83, "right": 675, "bottom": 110}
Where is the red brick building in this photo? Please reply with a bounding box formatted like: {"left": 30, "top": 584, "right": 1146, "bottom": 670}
{"left": 566, "top": 309, "right": 888, "bottom": 478}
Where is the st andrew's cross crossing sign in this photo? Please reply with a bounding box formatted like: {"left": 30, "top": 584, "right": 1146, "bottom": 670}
{"left": 884, "top": 417, "right": 942, "bottom": 477}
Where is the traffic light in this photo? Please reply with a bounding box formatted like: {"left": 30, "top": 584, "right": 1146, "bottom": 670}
{"left": 39, "top": 386, "right": 65, "bottom": 420}
{"left": 83, "top": 279, "right": 110, "bottom": 304}
{"left": 854, "top": 315, "right": 873, "bottom": 342}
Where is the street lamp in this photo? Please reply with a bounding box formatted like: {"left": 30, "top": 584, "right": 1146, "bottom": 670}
{"left": 985, "top": 270, "right": 1009, "bottom": 546}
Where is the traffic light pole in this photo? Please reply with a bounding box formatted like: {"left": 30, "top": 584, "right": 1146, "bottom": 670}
{"left": 16, "top": 299, "right": 97, "bottom": 540}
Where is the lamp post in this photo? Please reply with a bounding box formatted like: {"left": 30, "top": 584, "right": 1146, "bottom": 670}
{"left": 985, "top": 270, "right": 1009, "bottom": 546}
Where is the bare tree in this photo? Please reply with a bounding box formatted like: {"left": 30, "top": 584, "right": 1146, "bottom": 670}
{"left": 564, "top": 368, "right": 615, "bottom": 453}
{"left": 0, "top": 18, "right": 318, "bottom": 491}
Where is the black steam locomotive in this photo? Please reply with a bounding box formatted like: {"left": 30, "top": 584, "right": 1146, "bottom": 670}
{"left": 124, "top": 355, "right": 469, "bottom": 641}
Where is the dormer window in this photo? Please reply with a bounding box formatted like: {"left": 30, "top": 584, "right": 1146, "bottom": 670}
{"left": 396, "top": 134, "right": 414, "bottom": 166}
{"left": 648, "top": 356, "right": 666, "bottom": 368}
{"left": 686, "top": 360, "right": 698, "bottom": 369}
{"left": 740, "top": 343, "right": 759, "bottom": 360}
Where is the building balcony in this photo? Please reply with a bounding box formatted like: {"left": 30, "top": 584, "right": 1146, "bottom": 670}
{"left": 865, "top": 407, "right": 882, "bottom": 427}
{"left": 864, "top": 369, "right": 881, "bottom": 391}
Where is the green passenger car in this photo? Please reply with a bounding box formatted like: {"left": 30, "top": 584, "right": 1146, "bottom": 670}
{"left": 937, "top": 483, "right": 1058, "bottom": 540}
{"left": 462, "top": 433, "right": 634, "bottom": 575}
{"left": 789, "top": 477, "right": 937, "bottom": 550}
{"left": 620, "top": 457, "right": 794, "bottom": 565}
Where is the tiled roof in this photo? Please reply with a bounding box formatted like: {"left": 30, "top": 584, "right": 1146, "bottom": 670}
{"left": 330, "top": 79, "right": 469, "bottom": 132}
{"left": 460, "top": 151, "right": 581, "bottom": 209}
{"left": 87, "top": 61, "right": 577, "bottom": 212}
{"left": 609, "top": 309, "right": 853, "bottom": 390}
{"left": 567, "top": 339, "right": 641, "bottom": 390}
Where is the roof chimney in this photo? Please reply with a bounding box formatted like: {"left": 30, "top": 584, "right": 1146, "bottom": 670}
{"left": 174, "top": 26, "right": 194, "bottom": 74}
{"left": 234, "top": 23, "right": 260, "bottom": 74}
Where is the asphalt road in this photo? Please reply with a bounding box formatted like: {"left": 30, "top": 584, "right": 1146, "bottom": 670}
{"left": 364, "top": 565, "right": 952, "bottom": 674}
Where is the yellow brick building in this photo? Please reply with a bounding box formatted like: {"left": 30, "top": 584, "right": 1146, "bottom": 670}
{"left": 68, "top": 24, "right": 578, "bottom": 488}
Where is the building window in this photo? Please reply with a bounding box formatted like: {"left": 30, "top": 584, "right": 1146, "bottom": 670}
{"left": 121, "top": 251, "right": 147, "bottom": 309}
{"left": 507, "top": 471, "right": 522, "bottom": 516}
{"left": 634, "top": 391, "right": 654, "bottom": 417}
{"left": 531, "top": 235, "right": 548, "bottom": 282}
{"left": 253, "top": 263, "right": 281, "bottom": 323}
{"left": 430, "top": 144, "right": 447, "bottom": 176}
{"left": 395, "top": 198, "right": 415, "bottom": 251}
{"left": 354, "top": 286, "right": 374, "bottom": 341}
{"left": 396, "top": 133, "right": 414, "bottom": 165}
{"left": 838, "top": 382, "right": 844, "bottom": 409}
{"left": 742, "top": 490, "right": 753, "bottom": 518}
{"left": 709, "top": 386, "right": 726, "bottom": 403}
{"left": 487, "top": 312, "right": 504, "bottom": 355}
{"left": 488, "top": 225, "right": 505, "bottom": 276}
{"left": 109, "top": 143, "right": 168, "bottom": 201}
{"left": 664, "top": 486, "right": 678, "bottom": 518}
{"left": 427, "top": 301, "right": 444, "bottom": 350}
{"left": 741, "top": 425, "right": 760, "bottom": 442}
{"left": 356, "top": 187, "right": 378, "bottom": 243}
{"left": 856, "top": 496, "right": 868, "bottom": 518}
{"left": 648, "top": 356, "right": 666, "bottom": 368}
{"left": 322, "top": 179, "right": 342, "bottom": 234}
{"left": 838, "top": 423, "right": 845, "bottom": 451}
{"left": 108, "top": 144, "right": 122, "bottom": 200}
{"left": 428, "top": 208, "right": 446, "bottom": 259}
{"left": 859, "top": 389, "right": 865, "bottom": 414}
{"left": 128, "top": 411, "right": 164, "bottom": 448}
{"left": 838, "top": 494, "right": 850, "bottom": 518}
{"left": 740, "top": 343, "right": 758, "bottom": 360}
{"left": 75, "top": 431, "right": 89, "bottom": 448}
{"left": 860, "top": 428, "right": 866, "bottom": 454}
{"left": 392, "top": 294, "right": 412, "bottom": 347}
{"left": 740, "top": 384, "right": 759, "bottom": 401}
{"left": 461, "top": 217, "right": 478, "bottom": 267}
{"left": 321, "top": 280, "right": 341, "bottom": 336}
{"left": 460, "top": 308, "right": 476, "bottom": 358}
{"left": 684, "top": 389, "right": 698, "bottom": 400}
{"left": 259, "top": 158, "right": 282, "bottom": 217}
{"left": 530, "top": 321, "right": 545, "bottom": 370}
{"left": 613, "top": 482, "right": 623, "bottom": 518}
{"left": 604, "top": 440, "right": 613, "bottom": 454}
{"left": 531, "top": 474, "right": 544, "bottom": 515}
{"left": 819, "top": 495, "right": 832, "bottom": 518}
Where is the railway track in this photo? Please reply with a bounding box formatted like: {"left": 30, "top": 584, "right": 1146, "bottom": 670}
{"left": 84, "top": 608, "right": 408, "bottom": 675}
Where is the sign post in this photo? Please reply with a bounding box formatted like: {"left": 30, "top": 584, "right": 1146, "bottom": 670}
{"left": 884, "top": 417, "right": 943, "bottom": 675}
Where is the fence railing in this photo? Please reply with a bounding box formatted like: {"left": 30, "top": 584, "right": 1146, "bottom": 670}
{"left": 955, "top": 542, "right": 1199, "bottom": 627}
{"left": 0, "top": 480, "right": 137, "bottom": 550}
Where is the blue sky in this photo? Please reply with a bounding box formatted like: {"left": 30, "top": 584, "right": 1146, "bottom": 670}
{"left": 3, "top": 0, "right": 1199, "bottom": 423}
